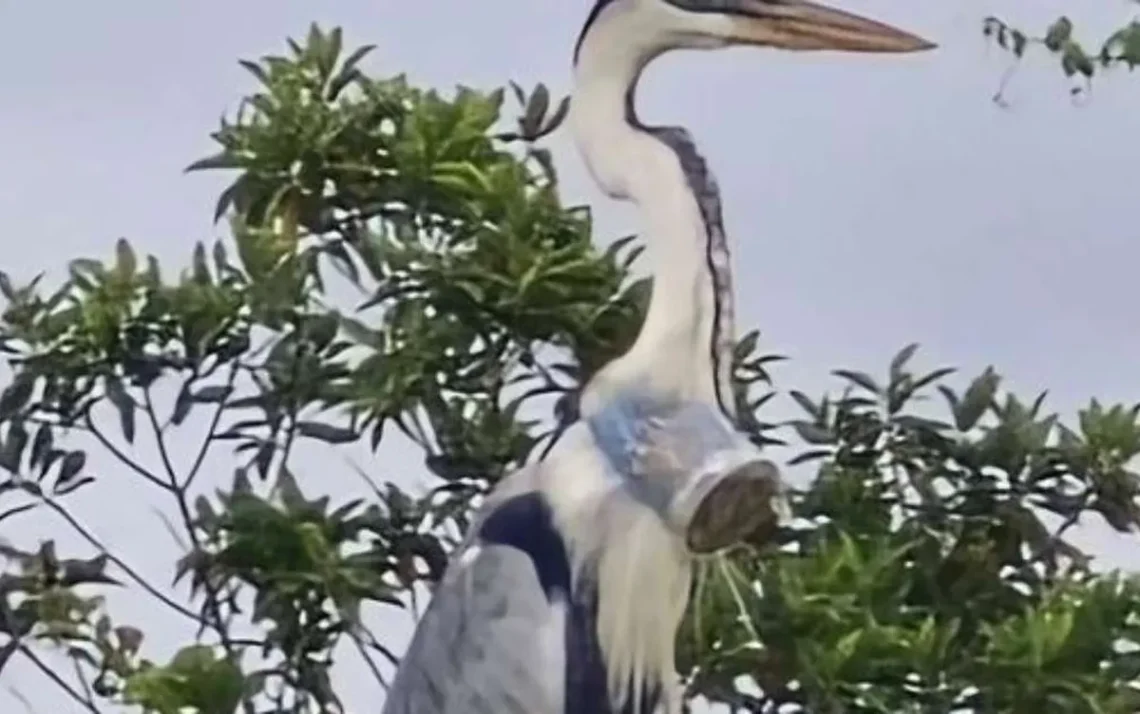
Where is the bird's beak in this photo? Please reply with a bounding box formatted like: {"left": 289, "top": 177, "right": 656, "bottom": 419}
{"left": 724, "top": 0, "right": 936, "bottom": 53}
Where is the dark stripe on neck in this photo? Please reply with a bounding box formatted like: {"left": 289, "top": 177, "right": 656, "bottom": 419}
{"left": 622, "top": 90, "right": 738, "bottom": 424}
{"left": 574, "top": 0, "right": 620, "bottom": 63}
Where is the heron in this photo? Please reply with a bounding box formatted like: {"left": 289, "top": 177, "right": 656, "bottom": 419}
{"left": 380, "top": 1, "right": 934, "bottom": 713}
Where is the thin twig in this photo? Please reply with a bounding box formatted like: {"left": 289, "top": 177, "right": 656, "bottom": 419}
{"left": 183, "top": 364, "right": 239, "bottom": 491}
{"left": 83, "top": 414, "right": 172, "bottom": 492}
{"left": 41, "top": 498, "right": 204, "bottom": 626}
{"left": 0, "top": 638, "right": 18, "bottom": 677}
{"left": 5, "top": 683, "right": 35, "bottom": 714}
{"left": 351, "top": 633, "right": 390, "bottom": 692}
{"left": 0, "top": 502, "right": 39, "bottom": 524}
{"left": 19, "top": 645, "right": 102, "bottom": 714}
{"left": 142, "top": 388, "right": 181, "bottom": 483}
{"left": 140, "top": 390, "right": 256, "bottom": 714}
{"left": 150, "top": 505, "right": 189, "bottom": 550}
{"left": 70, "top": 654, "right": 96, "bottom": 705}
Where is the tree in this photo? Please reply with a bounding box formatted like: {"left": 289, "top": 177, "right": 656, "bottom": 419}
{"left": 984, "top": 14, "right": 1140, "bottom": 104}
{"left": 2, "top": 23, "right": 1139, "bottom": 714}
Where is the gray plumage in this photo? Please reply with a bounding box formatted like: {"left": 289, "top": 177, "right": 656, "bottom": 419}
{"left": 381, "top": 533, "right": 566, "bottom": 714}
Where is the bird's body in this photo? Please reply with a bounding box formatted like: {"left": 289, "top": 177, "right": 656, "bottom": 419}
{"left": 381, "top": 2, "right": 933, "bottom": 713}
{"left": 383, "top": 395, "right": 766, "bottom": 714}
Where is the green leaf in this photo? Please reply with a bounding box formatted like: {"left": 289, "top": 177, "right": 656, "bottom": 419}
{"left": 105, "top": 376, "right": 136, "bottom": 444}
{"left": 0, "top": 270, "right": 14, "bottom": 300}
{"left": 1011, "top": 29, "right": 1028, "bottom": 57}
{"left": 191, "top": 386, "right": 233, "bottom": 404}
{"left": 254, "top": 442, "right": 274, "bottom": 479}
{"left": 955, "top": 367, "right": 1000, "bottom": 431}
{"left": 539, "top": 95, "right": 571, "bottom": 138}
{"left": 832, "top": 369, "right": 881, "bottom": 395}
{"left": 0, "top": 376, "right": 35, "bottom": 421}
{"left": 521, "top": 83, "right": 550, "bottom": 138}
{"left": 171, "top": 385, "right": 194, "bottom": 426}
{"left": 0, "top": 421, "right": 28, "bottom": 473}
{"left": 306, "top": 314, "right": 339, "bottom": 351}
{"left": 889, "top": 342, "right": 919, "bottom": 380}
{"left": 29, "top": 424, "right": 53, "bottom": 472}
{"left": 790, "top": 420, "right": 835, "bottom": 445}
{"left": 789, "top": 390, "right": 822, "bottom": 420}
{"left": 191, "top": 242, "right": 211, "bottom": 285}
{"left": 297, "top": 421, "right": 357, "bottom": 444}
{"left": 788, "top": 448, "right": 833, "bottom": 466}
{"left": 237, "top": 58, "right": 269, "bottom": 86}
{"left": 184, "top": 151, "right": 244, "bottom": 173}
{"left": 1044, "top": 16, "right": 1074, "bottom": 52}
{"left": 54, "top": 475, "right": 94, "bottom": 496}
{"left": 909, "top": 366, "right": 956, "bottom": 394}
{"left": 734, "top": 330, "right": 760, "bottom": 361}
{"left": 1061, "top": 42, "right": 1095, "bottom": 78}
{"left": 58, "top": 451, "right": 86, "bottom": 485}
{"left": 115, "top": 238, "right": 137, "bottom": 277}
{"left": 328, "top": 44, "right": 375, "bottom": 100}
{"left": 213, "top": 176, "right": 247, "bottom": 223}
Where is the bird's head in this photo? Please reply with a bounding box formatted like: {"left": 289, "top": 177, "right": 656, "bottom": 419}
{"left": 574, "top": 0, "right": 935, "bottom": 64}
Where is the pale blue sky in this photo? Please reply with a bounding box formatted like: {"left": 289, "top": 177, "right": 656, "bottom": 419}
{"left": 2, "top": 1, "right": 1140, "bottom": 712}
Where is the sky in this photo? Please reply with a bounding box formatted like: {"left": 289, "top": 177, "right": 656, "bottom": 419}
{"left": 2, "top": 0, "right": 1140, "bottom": 712}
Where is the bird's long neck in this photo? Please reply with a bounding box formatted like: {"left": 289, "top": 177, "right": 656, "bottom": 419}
{"left": 570, "top": 33, "right": 737, "bottom": 422}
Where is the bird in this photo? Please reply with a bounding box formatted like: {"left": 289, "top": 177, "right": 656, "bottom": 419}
{"left": 380, "top": 2, "right": 934, "bottom": 714}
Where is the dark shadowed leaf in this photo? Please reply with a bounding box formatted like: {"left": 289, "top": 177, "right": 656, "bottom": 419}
{"left": 788, "top": 448, "right": 833, "bottom": 466}
{"left": 789, "top": 391, "right": 822, "bottom": 420}
{"left": 105, "top": 376, "right": 136, "bottom": 444}
{"left": 832, "top": 369, "right": 881, "bottom": 396}
{"left": 0, "top": 271, "right": 13, "bottom": 300}
{"left": 237, "top": 59, "right": 269, "bottom": 85}
{"left": 54, "top": 475, "right": 95, "bottom": 497}
{"left": 192, "top": 386, "right": 234, "bottom": 404}
{"left": 539, "top": 96, "right": 571, "bottom": 137}
{"left": 171, "top": 386, "right": 194, "bottom": 426}
{"left": 0, "top": 421, "right": 28, "bottom": 473}
{"left": 889, "top": 343, "right": 920, "bottom": 381}
{"left": 185, "top": 152, "right": 244, "bottom": 173}
{"left": 297, "top": 421, "right": 358, "bottom": 444}
{"left": 58, "top": 451, "right": 87, "bottom": 486}
{"left": 254, "top": 442, "right": 275, "bottom": 479}
{"left": 0, "top": 377, "right": 34, "bottom": 421}
{"left": 521, "top": 83, "right": 550, "bottom": 137}
{"left": 955, "top": 368, "right": 1000, "bottom": 431}
{"left": 790, "top": 420, "right": 835, "bottom": 445}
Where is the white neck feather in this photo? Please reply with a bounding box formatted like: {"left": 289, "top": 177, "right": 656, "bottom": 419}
{"left": 539, "top": 424, "right": 691, "bottom": 714}
{"left": 570, "top": 5, "right": 726, "bottom": 415}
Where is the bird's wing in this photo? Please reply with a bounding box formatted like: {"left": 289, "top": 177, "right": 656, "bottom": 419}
{"left": 381, "top": 500, "right": 567, "bottom": 714}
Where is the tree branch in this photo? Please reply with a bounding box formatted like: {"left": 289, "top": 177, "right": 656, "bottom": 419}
{"left": 138, "top": 385, "right": 256, "bottom": 714}
{"left": 83, "top": 413, "right": 172, "bottom": 492}
{"left": 142, "top": 388, "right": 181, "bottom": 483}
{"left": 19, "top": 645, "right": 102, "bottom": 714}
{"left": 183, "top": 364, "right": 239, "bottom": 491}
{"left": 41, "top": 497, "right": 205, "bottom": 626}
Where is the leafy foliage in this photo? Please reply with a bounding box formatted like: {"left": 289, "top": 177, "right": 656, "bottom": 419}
{"left": 681, "top": 347, "right": 1140, "bottom": 712}
{"left": 983, "top": 14, "right": 1140, "bottom": 104}
{"left": 1, "top": 23, "right": 1139, "bottom": 714}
